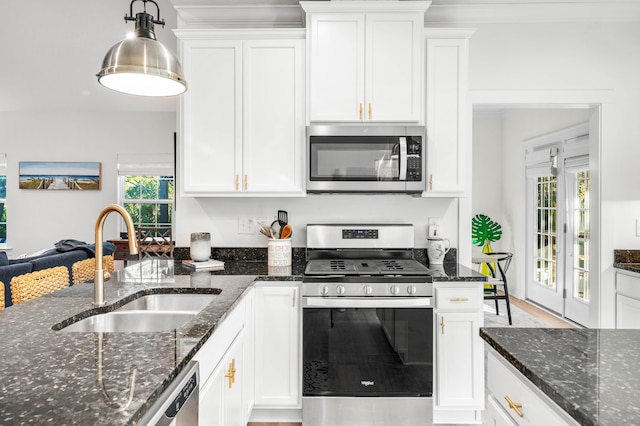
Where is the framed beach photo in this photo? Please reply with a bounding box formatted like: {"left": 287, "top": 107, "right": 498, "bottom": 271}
{"left": 19, "top": 162, "right": 102, "bottom": 190}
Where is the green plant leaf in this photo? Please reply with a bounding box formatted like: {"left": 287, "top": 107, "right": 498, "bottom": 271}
{"left": 471, "top": 214, "right": 502, "bottom": 246}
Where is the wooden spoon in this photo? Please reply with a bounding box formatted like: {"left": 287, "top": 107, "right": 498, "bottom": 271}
{"left": 280, "top": 224, "right": 292, "bottom": 240}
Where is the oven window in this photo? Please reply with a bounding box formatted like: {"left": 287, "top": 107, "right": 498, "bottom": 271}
{"left": 303, "top": 307, "right": 433, "bottom": 397}
{"left": 309, "top": 136, "right": 400, "bottom": 181}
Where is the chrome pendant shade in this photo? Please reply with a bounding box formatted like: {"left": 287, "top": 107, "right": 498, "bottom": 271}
{"left": 97, "top": 0, "right": 187, "bottom": 97}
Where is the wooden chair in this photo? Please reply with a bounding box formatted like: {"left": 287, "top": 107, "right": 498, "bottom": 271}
{"left": 71, "top": 255, "right": 115, "bottom": 285}
{"left": 474, "top": 252, "right": 514, "bottom": 325}
{"left": 137, "top": 227, "right": 174, "bottom": 259}
{"left": 10, "top": 266, "right": 69, "bottom": 305}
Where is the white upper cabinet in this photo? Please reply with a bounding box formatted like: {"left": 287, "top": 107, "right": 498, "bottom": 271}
{"left": 302, "top": 2, "right": 429, "bottom": 123}
{"left": 423, "top": 29, "right": 474, "bottom": 197}
{"left": 177, "top": 31, "right": 305, "bottom": 197}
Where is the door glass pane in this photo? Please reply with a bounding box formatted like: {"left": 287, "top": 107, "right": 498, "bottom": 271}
{"left": 535, "top": 175, "right": 558, "bottom": 289}
{"left": 573, "top": 170, "right": 590, "bottom": 302}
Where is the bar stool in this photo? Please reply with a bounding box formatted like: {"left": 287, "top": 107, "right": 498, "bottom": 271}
{"left": 10, "top": 266, "right": 69, "bottom": 305}
{"left": 472, "top": 252, "right": 513, "bottom": 325}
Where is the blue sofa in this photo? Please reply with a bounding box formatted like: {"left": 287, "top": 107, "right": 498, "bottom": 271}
{"left": 0, "top": 241, "right": 115, "bottom": 308}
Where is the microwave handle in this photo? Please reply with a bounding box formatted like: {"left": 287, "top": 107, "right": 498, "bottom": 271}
{"left": 399, "top": 137, "right": 407, "bottom": 181}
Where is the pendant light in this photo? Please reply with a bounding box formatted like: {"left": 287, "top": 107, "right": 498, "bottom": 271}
{"left": 97, "top": 0, "right": 187, "bottom": 97}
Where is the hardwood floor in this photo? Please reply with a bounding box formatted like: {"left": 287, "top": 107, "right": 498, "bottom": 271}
{"left": 509, "top": 295, "right": 576, "bottom": 328}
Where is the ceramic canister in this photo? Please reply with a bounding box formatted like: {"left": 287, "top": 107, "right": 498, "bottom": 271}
{"left": 190, "top": 232, "right": 211, "bottom": 261}
{"left": 427, "top": 237, "right": 450, "bottom": 265}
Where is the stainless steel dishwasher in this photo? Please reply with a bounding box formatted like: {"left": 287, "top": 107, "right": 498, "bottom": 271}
{"left": 138, "top": 361, "right": 199, "bottom": 426}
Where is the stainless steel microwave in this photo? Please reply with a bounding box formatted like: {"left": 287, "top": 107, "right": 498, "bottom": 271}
{"left": 307, "top": 125, "right": 425, "bottom": 194}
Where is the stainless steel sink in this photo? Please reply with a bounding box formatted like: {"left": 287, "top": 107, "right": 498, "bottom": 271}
{"left": 61, "top": 311, "right": 197, "bottom": 332}
{"left": 116, "top": 294, "right": 216, "bottom": 313}
{"left": 58, "top": 293, "right": 218, "bottom": 333}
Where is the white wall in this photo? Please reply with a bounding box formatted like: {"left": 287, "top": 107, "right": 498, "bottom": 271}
{"left": 469, "top": 21, "right": 640, "bottom": 325}
{"left": 175, "top": 195, "right": 459, "bottom": 249}
{"left": 0, "top": 112, "right": 175, "bottom": 257}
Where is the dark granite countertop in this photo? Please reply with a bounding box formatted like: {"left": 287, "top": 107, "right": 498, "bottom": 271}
{"left": 0, "top": 256, "right": 482, "bottom": 425}
{"left": 480, "top": 327, "right": 640, "bottom": 426}
{"left": 0, "top": 259, "right": 280, "bottom": 425}
{"left": 613, "top": 249, "right": 640, "bottom": 274}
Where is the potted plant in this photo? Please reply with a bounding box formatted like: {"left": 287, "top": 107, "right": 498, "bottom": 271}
{"left": 471, "top": 214, "right": 502, "bottom": 275}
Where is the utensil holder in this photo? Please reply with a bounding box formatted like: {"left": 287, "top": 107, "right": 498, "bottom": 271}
{"left": 268, "top": 239, "right": 292, "bottom": 267}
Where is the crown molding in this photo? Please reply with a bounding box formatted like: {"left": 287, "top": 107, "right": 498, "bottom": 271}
{"left": 425, "top": 1, "right": 640, "bottom": 24}
{"left": 169, "top": 1, "right": 640, "bottom": 28}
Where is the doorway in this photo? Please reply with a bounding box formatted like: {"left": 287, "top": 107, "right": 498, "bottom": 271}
{"left": 523, "top": 122, "right": 591, "bottom": 325}
{"left": 472, "top": 105, "right": 600, "bottom": 327}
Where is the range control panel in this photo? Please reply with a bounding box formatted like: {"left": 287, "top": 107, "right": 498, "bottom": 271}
{"left": 342, "top": 229, "right": 379, "bottom": 239}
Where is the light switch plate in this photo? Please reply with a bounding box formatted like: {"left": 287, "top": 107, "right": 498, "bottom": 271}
{"left": 238, "top": 216, "right": 256, "bottom": 234}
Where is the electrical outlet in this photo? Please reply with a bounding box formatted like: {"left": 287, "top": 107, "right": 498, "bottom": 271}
{"left": 238, "top": 216, "right": 256, "bottom": 235}
{"left": 428, "top": 217, "right": 442, "bottom": 238}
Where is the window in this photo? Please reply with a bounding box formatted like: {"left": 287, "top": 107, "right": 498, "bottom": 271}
{"left": 0, "top": 154, "right": 6, "bottom": 243}
{"left": 117, "top": 154, "right": 174, "bottom": 233}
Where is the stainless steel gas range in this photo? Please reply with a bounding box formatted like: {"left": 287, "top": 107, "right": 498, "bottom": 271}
{"left": 302, "top": 224, "right": 434, "bottom": 426}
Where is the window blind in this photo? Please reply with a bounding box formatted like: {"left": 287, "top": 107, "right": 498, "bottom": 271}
{"left": 117, "top": 154, "right": 173, "bottom": 176}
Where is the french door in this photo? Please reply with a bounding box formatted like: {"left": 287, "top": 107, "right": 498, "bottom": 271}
{"left": 525, "top": 124, "right": 590, "bottom": 326}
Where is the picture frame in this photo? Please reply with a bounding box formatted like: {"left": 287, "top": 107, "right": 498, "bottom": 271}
{"left": 19, "top": 161, "right": 102, "bottom": 191}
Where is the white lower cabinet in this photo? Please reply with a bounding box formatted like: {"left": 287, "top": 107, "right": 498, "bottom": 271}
{"left": 198, "top": 330, "right": 245, "bottom": 426}
{"left": 253, "top": 283, "right": 301, "bottom": 409}
{"left": 616, "top": 270, "right": 640, "bottom": 329}
{"left": 193, "top": 289, "right": 253, "bottom": 426}
{"left": 486, "top": 349, "right": 579, "bottom": 425}
{"left": 433, "top": 284, "right": 484, "bottom": 424}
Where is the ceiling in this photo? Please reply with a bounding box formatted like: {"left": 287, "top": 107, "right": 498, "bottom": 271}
{"left": 1, "top": 0, "right": 636, "bottom": 114}
{"left": 0, "top": 0, "right": 180, "bottom": 113}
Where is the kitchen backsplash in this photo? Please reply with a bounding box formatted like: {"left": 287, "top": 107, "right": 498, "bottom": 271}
{"left": 174, "top": 246, "right": 457, "bottom": 267}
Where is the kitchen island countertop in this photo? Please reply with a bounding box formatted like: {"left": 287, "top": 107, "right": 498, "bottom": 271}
{"left": 0, "top": 258, "right": 481, "bottom": 424}
{"left": 481, "top": 327, "right": 640, "bottom": 426}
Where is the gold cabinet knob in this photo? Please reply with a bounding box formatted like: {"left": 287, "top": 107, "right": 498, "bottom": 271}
{"left": 359, "top": 103, "right": 363, "bottom": 120}
{"left": 368, "top": 103, "right": 372, "bottom": 120}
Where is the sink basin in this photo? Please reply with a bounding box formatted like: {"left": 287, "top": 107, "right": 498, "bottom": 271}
{"left": 116, "top": 294, "right": 216, "bottom": 313}
{"left": 57, "top": 292, "right": 219, "bottom": 333}
{"left": 61, "top": 311, "right": 197, "bottom": 333}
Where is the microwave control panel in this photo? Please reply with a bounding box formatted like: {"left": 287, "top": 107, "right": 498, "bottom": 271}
{"left": 406, "top": 137, "right": 422, "bottom": 181}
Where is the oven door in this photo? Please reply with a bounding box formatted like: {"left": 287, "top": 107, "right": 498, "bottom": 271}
{"left": 302, "top": 296, "right": 433, "bottom": 426}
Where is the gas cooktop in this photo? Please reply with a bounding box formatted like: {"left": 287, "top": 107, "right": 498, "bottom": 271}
{"left": 304, "top": 258, "right": 431, "bottom": 276}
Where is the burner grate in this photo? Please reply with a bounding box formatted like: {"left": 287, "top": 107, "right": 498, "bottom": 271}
{"left": 329, "top": 260, "right": 346, "bottom": 271}
{"left": 380, "top": 260, "right": 404, "bottom": 271}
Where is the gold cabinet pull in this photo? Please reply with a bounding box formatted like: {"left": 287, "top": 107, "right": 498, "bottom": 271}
{"left": 235, "top": 175, "right": 239, "bottom": 191}
{"left": 359, "top": 103, "right": 363, "bottom": 120}
{"left": 504, "top": 396, "right": 524, "bottom": 417}
{"left": 224, "top": 359, "right": 236, "bottom": 388}
{"left": 243, "top": 175, "right": 248, "bottom": 190}
{"left": 450, "top": 297, "right": 469, "bottom": 302}
{"left": 429, "top": 174, "right": 433, "bottom": 190}
{"left": 440, "top": 317, "right": 445, "bottom": 334}
{"left": 368, "top": 103, "right": 372, "bottom": 120}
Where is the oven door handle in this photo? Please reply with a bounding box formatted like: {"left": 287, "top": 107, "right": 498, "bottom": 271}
{"left": 303, "top": 297, "right": 432, "bottom": 309}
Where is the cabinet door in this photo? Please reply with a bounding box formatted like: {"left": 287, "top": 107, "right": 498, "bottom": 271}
{"left": 254, "top": 285, "right": 301, "bottom": 407}
{"left": 308, "top": 13, "right": 365, "bottom": 122}
{"left": 199, "top": 349, "right": 227, "bottom": 426}
{"left": 424, "top": 38, "right": 469, "bottom": 195}
{"left": 616, "top": 294, "right": 640, "bottom": 329}
{"left": 180, "top": 39, "right": 242, "bottom": 195}
{"left": 365, "top": 13, "right": 423, "bottom": 122}
{"left": 199, "top": 332, "right": 245, "bottom": 426}
{"left": 435, "top": 312, "right": 483, "bottom": 408}
{"left": 242, "top": 40, "right": 304, "bottom": 194}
